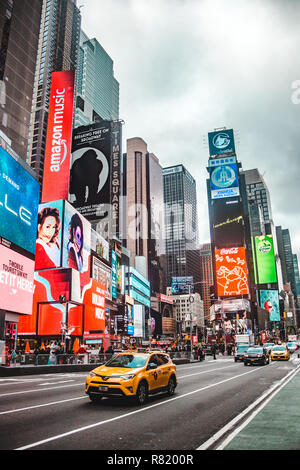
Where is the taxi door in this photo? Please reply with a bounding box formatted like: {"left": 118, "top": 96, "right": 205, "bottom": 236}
{"left": 156, "top": 354, "right": 172, "bottom": 387}
{"left": 146, "top": 354, "right": 164, "bottom": 391}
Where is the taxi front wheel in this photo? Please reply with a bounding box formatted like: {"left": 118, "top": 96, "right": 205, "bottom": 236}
{"left": 167, "top": 376, "right": 176, "bottom": 396}
{"left": 136, "top": 381, "right": 148, "bottom": 405}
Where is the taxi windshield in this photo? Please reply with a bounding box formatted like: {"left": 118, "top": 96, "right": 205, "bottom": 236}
{"left": 272, "top": 346, "right": 286, "bottom": 351}
{"left": 105, "top": 354, "right": 149, "bottom": 368}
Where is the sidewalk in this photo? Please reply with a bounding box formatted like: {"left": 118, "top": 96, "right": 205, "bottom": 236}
{"left": 222, "top": 363, "right": 300, "bottom": 450}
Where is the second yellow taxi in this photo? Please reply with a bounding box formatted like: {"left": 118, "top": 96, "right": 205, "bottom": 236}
{"left": 270, "top": 344, "right": 290, "bottom": 361}
{"left": 85, "top": 351, "right": 177, "bottom": 405}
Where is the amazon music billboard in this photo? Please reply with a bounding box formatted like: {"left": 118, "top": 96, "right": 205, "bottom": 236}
{"left": 41, "top": 71, "right": 75, "bottom": 203}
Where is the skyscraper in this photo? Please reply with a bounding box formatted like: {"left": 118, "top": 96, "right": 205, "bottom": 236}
{"left": 276, "top": 226, "right": 297, "bottom": 297}
{"left": 243, "top": 168, "right": 273, "bottom": 234}
{"left": 0, "top": 0, "right": 42, "bottom": 161}
{"left": 163, "top": 164, "right": 200, "bottom": 291}
{"left": 199, "top": 243, "right": 213, "bottom": 324}
{"left": 27, "top": 0, "right": 81, "bottom": 184}
{"left": 123, "top": 137, "right": 166, "bottom": 292}
{"left": 75, "top": 31, "right": 119, "bottom": 127}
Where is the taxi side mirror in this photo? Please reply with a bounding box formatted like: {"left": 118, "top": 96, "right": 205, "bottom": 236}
{"left": 147, "top": 362, "right": 157, "bottom": 370}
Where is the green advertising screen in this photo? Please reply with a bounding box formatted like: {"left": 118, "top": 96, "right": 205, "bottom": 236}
{"left": 254, "top": 235, "right": 277, "bottom": 284}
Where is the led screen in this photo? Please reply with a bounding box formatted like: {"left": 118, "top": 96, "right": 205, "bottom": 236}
{"left": 0, "top": 243, "right": 35, "bottom": 315}
{"left": 260, "top": 290, "right": 280, "bottom": 322}
{"left": 211, "top": 199, "right": 244, "bottom": 247}
{"left": 0, "top": 146, "right": 39, "bottom": 254}
{"left": 254, "top": 235, "right": 277, "bottom": 284}
{"left": 215, "top": 247, "right": 249, "bottom": 297}
{"left": 171, "top": 276, "right": 194, "bottom": 294}
{"left": 35, "top": 200, "right": 64, "bottom": 270}
{"left": 208, "top": 129, "right": 235, "bottom": 156}
{"left": 210, "top": 162, "right": 240, "bottom": 199}
{"left": 42, "top": 71, "right": 75, "bottom": 203}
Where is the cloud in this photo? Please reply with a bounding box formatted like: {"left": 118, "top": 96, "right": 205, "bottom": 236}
{"left": 82, "top": 0, "right": 300, "bottom": 261}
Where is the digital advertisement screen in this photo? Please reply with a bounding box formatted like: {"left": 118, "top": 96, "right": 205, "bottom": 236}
{"left": 62, "top": 200, "right": 91, "bottom": 277}
{"left": 111, "top": 250, "right": 117, "bottom": 299}
{"left": 0, "top": 243, "right": 35, "bottom": 315}
{"left": 133, "top": 304, "right": 144, "bottom": 337}
{"left": 211, "top": 199, "right": 244, "bottom": 247}
{"left": 0, "top": 146, "right": 40, "bottom": 254}
{"left": 91, "top": 228, "right": 109, "bottom": 261}
{"left": 91, "top": 256, "right": 112, "bottom": 300}
{"left": 171, "top": 276, "right": 194, "bottom": 294}
{"left": 215, "top": 247, "right": 249, "bottom": 297}
{"left": 208, "top": 129, "right": 235, "bottom": 156}
{"left": 35, "top": 200, "right": 64, "bottom": 270}
{"left": 210, "top": 162, "right": 240, "bottom": 199}
{"left": 70, "top": 121, "right": 113, "bottom": 222}
{"left": 42, "top": 71, "right": 75, "bottom": 203}
{"left": 254, "top": 235, "right": 277, "bottom": 284}
{"left": 260, "top": 290, "right": 280, "bottom": 322}
{"left": 81, "top": 279, "right": 106, "bottom": 333}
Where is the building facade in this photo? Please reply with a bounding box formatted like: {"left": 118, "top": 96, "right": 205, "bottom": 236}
{"left": 163, "top": 164, "right": 200, "bottom": 291}
{"left": 75, "top": 30, "right": 119, "bottom": 127}
{"left": 0, "top": 0, "right": 42, "bottom": 161}
{"left": 27, "top": 0, "right": 81, "bottom": 184}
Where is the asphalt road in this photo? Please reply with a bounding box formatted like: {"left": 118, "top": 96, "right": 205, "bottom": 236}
{"left": 0, "top": 354, "right": 298, "bottom": 452}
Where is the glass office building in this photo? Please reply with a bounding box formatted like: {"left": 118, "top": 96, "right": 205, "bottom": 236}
{"left": 163, "top": 164, "right": 200, "bottom": 290}
{"left": 75, "top": 31, "right": 119, "bottom": 127}
{"left": 0, "top": 0, "right": 42, "bottom": 161}
{"left": 27, "top": 0, "right": 81, "bottom": 183}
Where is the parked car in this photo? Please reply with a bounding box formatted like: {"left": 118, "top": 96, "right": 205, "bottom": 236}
{"left": 244, "top": 347, "right": 270, "bottom": 366}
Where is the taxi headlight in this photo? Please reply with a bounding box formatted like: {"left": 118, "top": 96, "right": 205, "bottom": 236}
{"left": 88, "top": 371, "right": 96, "bottom": 378}
{"left": 244, "top": 354, "right": 249, "bottom": 357}
{"left": 120, "top": 373, "right": 136, "bottom": 380}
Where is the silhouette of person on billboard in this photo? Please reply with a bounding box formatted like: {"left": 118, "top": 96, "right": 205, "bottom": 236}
{"left": 69, "top": 149, "right": 103, "bottom": 206}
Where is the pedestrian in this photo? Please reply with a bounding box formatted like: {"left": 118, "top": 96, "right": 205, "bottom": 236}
{"left": 227, "top": 343, "right": 232, "bottom": 356}
{"left": 10, "top": 349, "right": 17, "bottom": 367}
{"left": 211, "top": 342, "right": 217, "bottom": 360}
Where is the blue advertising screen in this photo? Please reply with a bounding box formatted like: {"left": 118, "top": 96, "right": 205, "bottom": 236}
{"left": 0, "top": 147, "right": 40, "bottom": 254}
{"left": 260, "top": 290, "right": 280, "bottom": 322}
{"left": 210, "top": 162, "right": 240, "bottom": 199}
{"left": 208, "top": 129, "right": 235, "bottom": 156}
{"left": 171, "top": 276, "right": 194, "bottom": 294}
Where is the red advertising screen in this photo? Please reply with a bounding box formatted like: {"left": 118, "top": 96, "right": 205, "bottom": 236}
{"left": 0, "top": 244, "right": 35, "bottom": 315}
{"left": 82, "top": 279, "right": 106, "bottom": 333}
{"left": 215, "top": 247, "right": 249, "bottom": 297}
{"left": 41, "top": 71, "right": 75, "bottom": 203}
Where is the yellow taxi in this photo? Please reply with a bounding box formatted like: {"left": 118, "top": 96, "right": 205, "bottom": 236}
{"left": 270, "top": 344, "right": 290, "bottom": 361}
{"left": 85, "top": 351, "right": 177, "bottom": 405}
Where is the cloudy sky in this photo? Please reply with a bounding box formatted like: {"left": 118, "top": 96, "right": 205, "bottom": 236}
{"left": 81, "top": 0, "right": 300, "bottom": 261}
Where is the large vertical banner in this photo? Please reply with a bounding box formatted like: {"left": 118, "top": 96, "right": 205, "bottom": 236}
{"left": 69, "top": 121, "right": 112, "bottom": 222}
{"left": 254, "top": 235, "right": 277, "bottom": 284}
{"left": 208, "top": 129, "right": 235, "bottom": 156}
{"left": 41, "top": 71, "right": 75, "bottom": 203}
{"left": 111, "top": 121, "right": 122, "bottom": 238}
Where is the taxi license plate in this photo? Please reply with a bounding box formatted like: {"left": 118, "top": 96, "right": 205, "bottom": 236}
{"left": 99, "top": 386, "right": 108, "bottom": 391}
{"left": 251, "top": 359, "right": 255, "bottom": 362}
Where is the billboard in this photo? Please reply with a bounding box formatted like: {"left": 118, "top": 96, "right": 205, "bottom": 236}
{"left": 215, "top": 247, "right": 249, "bottom": 297}
{"left": 35, "top": 200, "right": 91, "bottom": 285}
{"left": 211, "top": 199, "right": 244, "bottom": 247}
{"left": 41, "top": 71, "right": 75, "bottom": 203}
{"left": 111, "top": 250, "right": 117, "bottom": 299}
{"left": 210, "top": 162, "right": 240, "bottom": 199}
{"left": 62, "top": 200, "right": 91, "bottom": 278}
{"left": 91, "top": 228, "right": 109, "bottom": 261}
{"left": 260, "top": 290, "right": 280, "bottom": 322}
{"left": 171, "top": 276, "right": 194, "bottom": 294}
{"left": 0, "top": 146, "right": 39, "bottom": 254}
{"left": 91, "top": 256, "right": 112, "bottom": 300}
{"left": 133, "top": 304, "right": 144, "bottom": 337}
{"left": 82, "top": 279, "right": 106, "bottom": 334}
{"left": 0, "top": 243, "right": 35, "bottom": 315}
{"left": 35, "top": 200, "right": 64, "bottom": 270}
{"left": 70, "top": 121, "right": 113, "bottom": 222}
{"left": 208, "top": 129, "right": 235, "bottom": 156}
{"left": 254, "top": 235, "right": 277, "bottom": 284}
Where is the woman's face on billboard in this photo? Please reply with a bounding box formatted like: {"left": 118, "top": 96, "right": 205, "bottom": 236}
{"left": 39, "top": 216, "right": 58, "bottom": 243}
{"left": 73, "top": 225, "right": 82, "bottom": 252}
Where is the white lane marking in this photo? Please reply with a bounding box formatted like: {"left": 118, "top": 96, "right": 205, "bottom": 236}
{"left": 15, "top": 366, "right": 265, "bottom": 450}
{"left": 40, "top": 380, "right": 74, "bottom": 386}
{"left": 179, "top": 365, "right": 236, "bottom": 379}
{"left": 198, "top": 363, "right": 300, "bottom": 450}
{"left": 0, "top": 383, "right": 81, "bottom": 398}
{"left": 0, "top": 397, "right": 85, "bottom": 415}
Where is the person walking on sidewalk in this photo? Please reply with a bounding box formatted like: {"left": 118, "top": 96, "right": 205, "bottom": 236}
{"left": 211, "top": 342, "right": 217, "bottom": 360}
